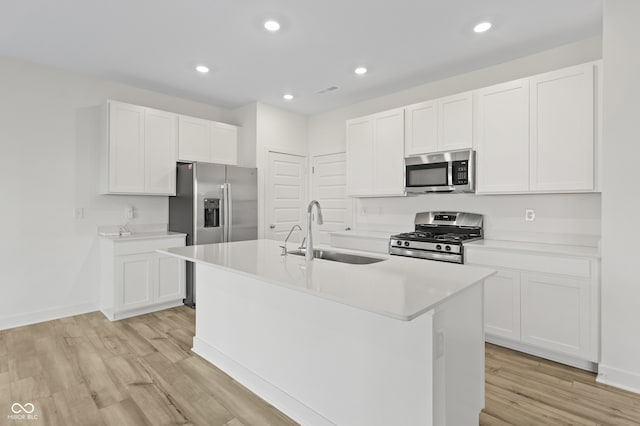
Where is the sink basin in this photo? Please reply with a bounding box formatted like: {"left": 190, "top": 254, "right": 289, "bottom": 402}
{"left": 288, "top": 249, "right": 386, "bottom": 265}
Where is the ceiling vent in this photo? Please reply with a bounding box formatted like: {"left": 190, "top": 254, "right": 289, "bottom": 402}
{"left": 317, "top": 86, "right": 339, "bottom": 94}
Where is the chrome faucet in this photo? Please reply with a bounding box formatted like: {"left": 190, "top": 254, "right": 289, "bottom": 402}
{"left": 281, "top": 224, "right": 303, "bottom": 255}
{"left": 305, "top": 200, "right": 324, "bottom": 261}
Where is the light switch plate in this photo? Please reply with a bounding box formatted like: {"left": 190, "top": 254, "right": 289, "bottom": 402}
{"left": 525, "top": 209, "right": 536, "bottom": 222}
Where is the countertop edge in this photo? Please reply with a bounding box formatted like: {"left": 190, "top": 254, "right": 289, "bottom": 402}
{"left": 466, "top": 239, "right": 601, "bottom": 259}
{"left": 157, "top": 246, "right": 495, "bottom": 321}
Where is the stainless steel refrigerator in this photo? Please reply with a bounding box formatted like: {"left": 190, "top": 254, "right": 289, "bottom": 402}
{"left": 169, "top": 162, "right": 258, "bottom": 307}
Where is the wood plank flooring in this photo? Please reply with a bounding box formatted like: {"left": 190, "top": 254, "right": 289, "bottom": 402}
{"left": 1, "top": 307, "right": 639, "bottom": 425}
{"left": 0, "top": 307, "right": 296, "bottom": 426}
{"left": 481, "top": 344, "right": 640, "bottom": 426}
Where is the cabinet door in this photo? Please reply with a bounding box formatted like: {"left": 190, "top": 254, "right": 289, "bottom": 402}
{"left": 439, "top": 91, "right": 473, "bottom": 152}
{"left": 476, "top": 80, "right": 530, "bottom": 193}
{"left": 521, "top": 273, "right": 592, "bottom": 360}
{"left": 178, "top": 115, "right": 210, "bottom": 162}
{"left": 155, "top": 254, "right": 185, "bottom": 303}
{"left": 484, "top": 270, "right": 521, "bottom": 340}
{"left": 405, "top": 101, "right": 438, "bottom": 155}
{"left": 530, "top": 63, "right": 595, "bottom": 191}
{"left": 108, "top": 102, "right": 145, "bottom": 193}
{"left": 210, "top": 122, "right": 238, "bottom": 165}
{"left": 115, "top": 253, "right": 153, "bottom": 311}
{"left": 373, "top": 108, "right": 405, "bottom": 196}
{"left": 145, "top": 108, "right": 177, "bottom": 195}
{"left": 346, "top": 117, "right": 374, "bottom": 196}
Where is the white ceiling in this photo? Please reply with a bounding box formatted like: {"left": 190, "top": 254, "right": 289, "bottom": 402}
{"left": 0, "top": 0, "right": 602, "bottom": 115}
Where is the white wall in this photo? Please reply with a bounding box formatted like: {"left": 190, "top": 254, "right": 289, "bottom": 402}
{"left": 598, "top": 0, "right": 640, "bottom": 393}
{"left": 307, "top": 36, "right": 603, "bottom": 244}
{"left": 0, "top": 55, "right": 232, "bottom": 329}
{"left": 254, "top": 103, "right": 308, "bottom": 239}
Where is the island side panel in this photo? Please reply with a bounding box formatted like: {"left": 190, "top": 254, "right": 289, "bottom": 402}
{"left": 434, "top": 282, "right": 485, "bottom": 425}
{"left": 193, "top": 265, "right": 436, "bottom": 426}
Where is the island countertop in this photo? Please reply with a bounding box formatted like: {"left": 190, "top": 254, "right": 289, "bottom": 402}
{"left": 159, "top": 239, "right": 495, "bottom": 321}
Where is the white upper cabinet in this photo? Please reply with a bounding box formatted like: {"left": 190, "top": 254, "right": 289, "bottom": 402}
{"left": 346, "top": 108, "right": 405, "bottom": 197}
{"left": 210, "top": 122, "right": 238, "bottom": 165}
{"left": 346, "top": 117, "right": 373, "bottom": 196}
{"left": 405, "top": 92, "right": 473, "bottom": 156}
{"left": 476, "top": 79, "right": 530, "bottom": 193}
{"left": 145, "top": 108, "right": 177, "bottom": 194}
{"left": 439, "top": 91, "right": 473, "bottom": 152}
{"left": 530, "top": 63, "right": 595, "bottom": 192}
{"left": 103, "top": 101, "right": 177, "bottom": 195}
{"left": 178, "top": 115, "right": 210, "bottom": 162}
{"left": 108, "top": 102, "right": 145, "bottom": 193}
{"left": 474, "top": 62, "right": 597, "bottom": 194}
{"left": 372, "top": 109, "right": 405, "bottom": 196}
{"left": 178, "top": 116, "right": 238, "bottom": 165}
{"left": 405, "top": 100, "right": 438, "bottom": 155}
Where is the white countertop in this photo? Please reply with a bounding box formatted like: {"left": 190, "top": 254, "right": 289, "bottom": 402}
{"left": 466, "top": 239, "right": 600, "bottom": 259}
{"left": 329, "top": 230, "right": 398, "bottom": 240}
{"left": 99, "top": 231, "right": 186, "bottom": 242}
{"left": 159, "top": 239, "right": 495, "bottom": 321}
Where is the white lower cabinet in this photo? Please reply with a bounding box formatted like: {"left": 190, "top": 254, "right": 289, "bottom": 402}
{"left": 100, "top": 235, "right": 186, "bottom": 320}
{"left": 520, "top": 273, "right": 592, "bottom": 359}
{"left": 484, "top": 269, "right": 521, "bottom": 341}
{"left": 116, "top": 253, "right": 154, "bottom": 311}
{"left": 468, "top": 245, "right": 600, "bottom": 368}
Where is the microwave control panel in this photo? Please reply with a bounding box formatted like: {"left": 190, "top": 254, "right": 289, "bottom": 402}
{"left": 452, "top": 160, "right": 469, "bottom": 185}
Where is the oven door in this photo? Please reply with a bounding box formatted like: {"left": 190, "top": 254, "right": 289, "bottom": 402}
{"left": 405, "top": 161, "right": 454, "bottom": 193}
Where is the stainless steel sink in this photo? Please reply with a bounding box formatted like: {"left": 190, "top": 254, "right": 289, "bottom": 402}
{"left": 288, "top": 249, "right": 386, "bottom": 265}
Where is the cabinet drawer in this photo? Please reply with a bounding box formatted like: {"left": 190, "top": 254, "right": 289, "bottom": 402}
{"left": 466, "top": 248, "right": 591, "bottom": 279}
{"left": 113, "top": 236, "right": 186, "bottom": 256}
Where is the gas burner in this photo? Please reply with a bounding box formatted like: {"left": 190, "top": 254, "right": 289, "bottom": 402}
{"left": 389, "top": 212, "right": 484, "bottom": 264}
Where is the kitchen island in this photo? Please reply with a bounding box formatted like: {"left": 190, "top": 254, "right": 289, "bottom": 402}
{"left": 159, "top": 239, "right": 495, "bottom": 426}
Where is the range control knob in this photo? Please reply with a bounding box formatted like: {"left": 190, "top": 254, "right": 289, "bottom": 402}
{"left": 397, "top": 240, "right": 403, "bottom": 246}
{"left": 404, "top": 241, "right": 410, "bottom": 247}
{"left": 435, "top": 244, "right": 442, "bottom": 250}
{"left": 445, "top": 245, "right": 451, "bottom": 252}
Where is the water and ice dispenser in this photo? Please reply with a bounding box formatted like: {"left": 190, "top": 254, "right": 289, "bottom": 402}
{"left": 204, "top": 198, "right": 220, "bottom": 228}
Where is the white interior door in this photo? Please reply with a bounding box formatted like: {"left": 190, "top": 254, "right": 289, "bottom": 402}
{"left": 311, "top": 153, "right": 352, "bottom": 245}
{"left": 265, "top": 151, "right": 307, "bottom": 242}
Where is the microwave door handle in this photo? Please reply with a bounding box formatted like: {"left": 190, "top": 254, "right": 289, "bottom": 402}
{"left": 447, "top": 162, "right": 453, "bottom": 187}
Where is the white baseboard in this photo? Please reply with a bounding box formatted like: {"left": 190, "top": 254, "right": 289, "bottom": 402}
{"left": 104, "top": 300, "right": 185, "bottom": 321}
{"left": 597, "top": 364, "right": 640, "bottom": 395}
{"left": 192, "top": 337, "right": 335, "bottom": 426}
{"left": 0, "top": 301, "right": 98, "bottom": 331}
{"left": 486, "top": 335, "right": 597, "bottom": 372}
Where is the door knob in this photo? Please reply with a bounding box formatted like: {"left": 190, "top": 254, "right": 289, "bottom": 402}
{"left": 269, "top": 224, "right": 276, "bottom": 229}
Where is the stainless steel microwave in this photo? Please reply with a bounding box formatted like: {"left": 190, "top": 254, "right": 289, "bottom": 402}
{"left": 405, "top": 149, "right": 475, "bottom": 194}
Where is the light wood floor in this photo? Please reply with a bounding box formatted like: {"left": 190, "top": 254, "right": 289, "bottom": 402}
{"left": 1, "top": 307, "right": 639, "bottom": 426}
{"left": 481, "top": 344, "right": 640, "bottom": 425}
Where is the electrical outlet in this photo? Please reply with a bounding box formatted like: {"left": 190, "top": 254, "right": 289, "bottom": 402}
{"left": 525, "top": 209, "right": 536, "bottom": 222}
{"left": 124, "top": 206, "right": 134, "bottom": 220}
{"left": 73, "top": 207, "right": 84, "bottom": 219}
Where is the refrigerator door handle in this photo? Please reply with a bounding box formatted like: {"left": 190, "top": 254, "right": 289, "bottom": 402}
{"left": 226, "top": 183, "right": 233, "bottom": 242}
{"left": 221, "top": 183, "right": 228, "bottom": 243}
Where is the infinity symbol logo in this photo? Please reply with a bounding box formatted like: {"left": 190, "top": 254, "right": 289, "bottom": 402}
{"left": 11, "top": 403, "right": 35, "bottom": 414}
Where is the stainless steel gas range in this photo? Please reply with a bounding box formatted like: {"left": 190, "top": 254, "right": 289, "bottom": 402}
{"left": 389, "top": 211, "right": 483, "bottom": 264}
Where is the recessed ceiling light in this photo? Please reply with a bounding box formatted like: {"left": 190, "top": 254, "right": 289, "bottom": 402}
{"left": 264, "top": 20, "right": 281, "bottom": 32}
{"left": 354, "top": 67, "right": 368, "bottom": 75}
{"left": 195, "top": 65, "right": 209, "bottom": 73}
{"left": 283, "top": 93, "right": 294, "bottom": 101}
{"left": 473, "top": 22, "right": 492, "bottom": 33}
